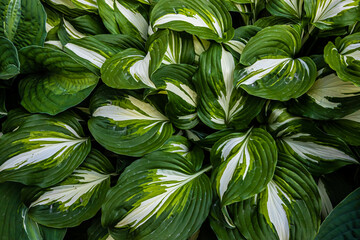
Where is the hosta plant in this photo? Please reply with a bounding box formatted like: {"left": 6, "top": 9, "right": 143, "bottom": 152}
{"left": 1, "top": 0, "right": 360, "bottom": 239}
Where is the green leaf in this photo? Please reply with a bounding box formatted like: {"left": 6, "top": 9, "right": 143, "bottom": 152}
{"left": 315, "top": 187, "right": 360, "bottom": 240}
{"left": 64, "top": 34, "right": 144, "bottom": 74}
{"left": 0, "top": 112, "right": 91, "bottom": 187}
{"left": 114, "top": 0, "right": 149, "bottom": 41}
{"left": 18, "top": 46, "right": 99, "bottom": 115}
{"left": 1, "top": 108, "right": 31, "bottom": 133}
{"left": 43, "top": 0, "right": 88, "bottom": 17}
{"left": 0, "top": 37, "right": 19, "bottom": 80}
{"left": 211, "top": 128, "right": 277, "bottom": 206}
{"left": 324, "top": 32, "right": 360, "bottom": 85}
{"left": 0, "top": 0, "right": 46, "bottom": 49}
{"left": 150, "top": 0, "right": 234, "bottom": 42}
{"left": 101, "top": 152, "right": 212, "bottom": 240}
{"left": 192, "top": 35, "right": 210, "bottom": 63}
{"left": 305, "top": 0, "right": 360, "bottom": 30}
{"left": 28, "top": 149, "right": 114, "bottom": 228}
{"left": 151, "top": 64, "right": 198, "bottom": 129}
{"left": 72, "top": 0, "right": 98, "bottom": 12}
{"left": 235, "top": 25, "right": 317, "bottom": 101}
{"left": 324, "top": 109, "right": 360, "bottom": 146}
{"left": 267, "top": 0, "right": 304, "bottom": 20}
{"left": 194, "top": 44, "right": 265, "bottom": 130}
{"left": 87, "top": 217, "right": 111, "bottom": 240}
{"left": 97, "top": 0, "right": 121, "bottom": 34}
{"left": 0, "top": 89, "right": 7, "bottom": 119}
{"left": 277, "top": 122, "right": 358, "bottom": 175}
{"left": 232, "top": 152, "right": 321, "bottom": 240}
{"left": 88, "top": 85, "right": 174, "bottom": 157}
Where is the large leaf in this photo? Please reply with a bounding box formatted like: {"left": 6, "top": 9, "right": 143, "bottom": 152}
{"left": 0, "top": 112, "right": 91, "bottom": 187}
{"left": 64, "top": 34, "right": 144, "bottom": 74}
{"left": 232, "top": 153, "right": 321, "bottom": 240}
{"left": 88, "top": 85, "right": 174, "bottom": 157}
{"left": 101, "top": 151, "right": 212, "bottom": 240}
{"left": 114, "top": 0, "right": 149, "bottom": 41}
{"left": 211, "top": 128, "right": 277, "bottom": 206}
{"left": 277, "top": 121, "right": 358, "bottom": 175}
{"left": 28, "top": 149, "right": 114, "bottom": 228}
{"left": 324, "top": 109, "right": 360, "bottom": 146}
{"left": 267, "top": 0, "right": 304, "bottom": 20}
{"left": 18, "top": 46, "right": 99, "bottom": 115}
{"left": 287, "top": 73, "right": 360, "bottom": 120}
{"left": 0, "top": 37, "right": 19, "bottom": 80}
{"left": 305, "top": 0, "right": 360, "bottom": 30}
{"left": 324, "top": 32, "right": 360, "bottom": 85}
{"left": 234, "top": 25, "right": 317, "bottom": 101}
{"left": 194, "top": 44, "right": 265, "bottom": 130}
{"left": 151, "top": 64, "right": 198, "bottom": 129}
{"left": 0, "top": 0, "right": 46, "bottom": 49}
{"left": 150, "top": 0, "right": 234, "bottom": 42}
{"left": 315, "top": 187, "right": 360, "bottom": 240}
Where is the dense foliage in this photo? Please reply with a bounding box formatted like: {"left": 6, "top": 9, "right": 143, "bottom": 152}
{"left": 1, "top": 0, "right": 360, "bottom": 239}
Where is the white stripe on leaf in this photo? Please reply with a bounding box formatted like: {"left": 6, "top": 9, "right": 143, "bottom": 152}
{"left": 63, "top": 19, "right": 87, "bottom": 39}
{"left": 65, "top": 43, "right": 106, "bottom": 68}
{"left": 0, "top": 137, "right": 87, "bottom": 171}
{"left": 283, "top": 0, "right": 303, "bottom": 17}
{"left": 129, "top": 52, "right": 156, "bottom": 88}
{"left": 115, "top": 0, "right": 148, "bottom": 40}
{"left": 30, "top": 170, "right": 109, "bottom": 209}
{"left": 282, "top": 133, "right": 357, "bottom": 163}
{"left": 153, "top": 11, "right": 223, "bottom": 38}
{"left": 165, "top": 82, "right": 197, "bottom": 106}
{"left": 307, "top": 73, "right": 360, "bottom": 109}
{"left": 116, "top": 166, "right": 211, "bottom": 228}
{"left": 93, "top": 96, "right": 168, "bottom": 122}
{"left": 313, "top": 0, "right": 357, "bottom": 25}
{"left": 217, "top": 130, "right": 251, "bottom": 200}
{"left": 266, "top": 181, "right": 291, "bottom": 240}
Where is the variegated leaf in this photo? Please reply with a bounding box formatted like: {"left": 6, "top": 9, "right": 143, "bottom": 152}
{"left": 211, "top": 128, "right": 277, "bottom": 206}
{"left": 194, "top": 44, "right": 265, "bottom": 130}
{"left": 0, "top": 0, "right": 46, "bottom": 49}
{"left": 0, "top": 112, "right": 91, "bottom": 187}
{"left": 64, "top": 34, "right": 144, "bottom": 74}
{"left": 305, "top": 0, "right": 360, "bottom": 30}
{"left": 235, "top": 25, "right": 317, "bottom": 101}
{"left": 232, "top": 152, "right": 321, "bottom": 240}
{"left": 277, "top": 124, "right": 358, "bottom": 175}
{"left": 151, "top": 64, "right": 198, "bottom": 129}
{"left": 114, "top": 0, "right": 149, "bottom": 41}
{"left": 267, "top": 0, "right": 304, "bottom": 19}
{"left": 0, "top": 37, "right": 19, "bottom": 80}
{"left": 72, "top": 0, "right": 98, "bottom": 12}
{"left": 101, "top": 152, "right": 212, "bottom": 240}
{"left": 324, "top": 109, "right": 360, "bottom": 146}
{"left": 287, "top": 73, "right": 360, "bottom": 119}
{"left": 28, "top": 149, "right": 114, "bottom": 228}
{"left": 192, "top": 35, "right": 210, "bottom": 63}
{"left": 324, "top": 32, "right": 360, "bottom": 85}
{"left": 88, "top": 85, "right": 173, "bottom": 157}
{"left": 150, "top": 0, "right": 234, "bottom": 42}
{"left": 19, "top": 46, "right": 99, "bottom": 115}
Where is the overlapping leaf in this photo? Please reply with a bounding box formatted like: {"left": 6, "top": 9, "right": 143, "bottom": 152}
{"left": 150, "top": 0, "right": 234, "bottom": 42}
{"left": 267, "top": 0, "right": 304, "bottom": 20}
{"left": 88, "top": 85, "right": 173, "bottom": 157}
{"left": 28, "top": 149, "right": 114, "bottom": 228}
{"left": 0, "top": 112, "right": 91, "bottom": 187}
{"left": 18, "top": 46, "right": 99, "bottom": 115}
{"left": 101, "top": 151, "right": 212, "bottom": 240}
{"left": 194, "top": 44, "right": 265, "bottom": 130}
{"left": 231, "top": 153, "right": 321, "bottom": 240}
{"left": 305, "top": 0, "right": 360, "bottom": 30}
{"left": 0, "top": 37, "right": 19, "bottom": 80}
{"left": 211, "top": 128, "right": 277, "bottom": 206}
{"left": 324, "top": 32, "right": 360, "bottom": 85}
{"left": 151, "top": 64, "right": 198, "bottom": 129}
{"left": 64, "top": 34, "right": 144, "bottom": 74}
{"left": 235, "top": 25, "right": 317, "bottom": 101}
{"left": 0, "top": 0, "right": 46, "bottom": 49}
